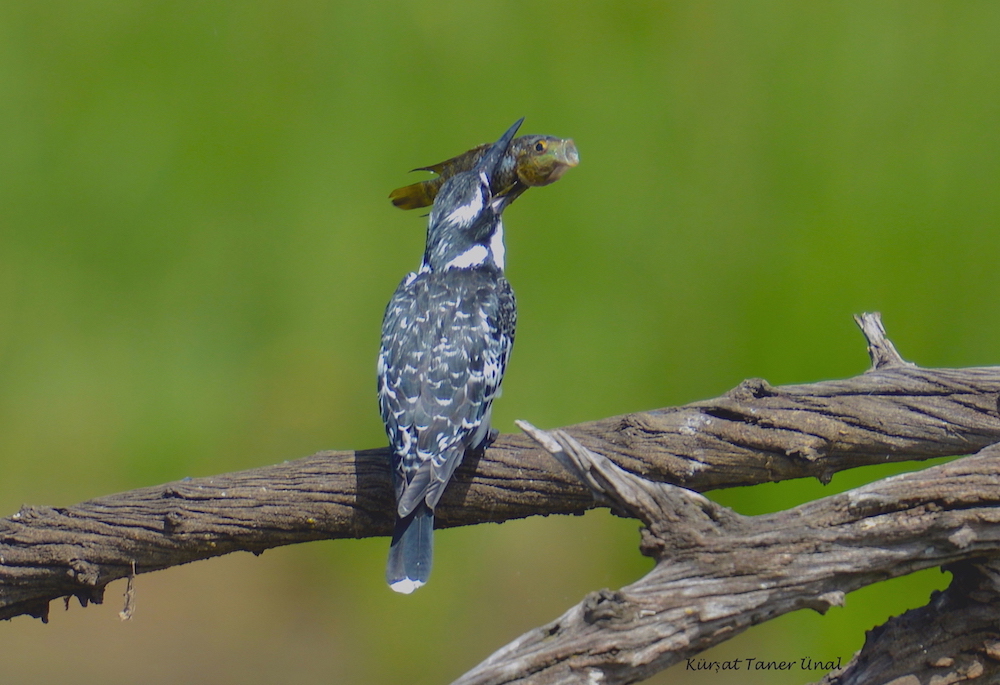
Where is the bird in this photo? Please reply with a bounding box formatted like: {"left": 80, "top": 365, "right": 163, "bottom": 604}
{"left": 378, "top": 118, "right": 523, "bottom": 593}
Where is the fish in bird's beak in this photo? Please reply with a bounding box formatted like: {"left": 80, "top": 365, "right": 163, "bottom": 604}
{"left": 472, "top": 117, "right": 524, "bottom": 179}
{"left": 389, "top": 121, "right": 579, "bottom": 211}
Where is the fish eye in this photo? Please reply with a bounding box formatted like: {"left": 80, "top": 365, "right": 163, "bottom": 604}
{"left": 534, "top": 141, "right": 547, "bottom": 153}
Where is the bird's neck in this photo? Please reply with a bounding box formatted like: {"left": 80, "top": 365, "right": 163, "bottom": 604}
{"left": 422, "top": 219, "right": 506, "bottom": 274}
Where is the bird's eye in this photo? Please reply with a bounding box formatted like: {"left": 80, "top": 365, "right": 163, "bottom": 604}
{"left": 534, "top": 141, "right": 546, "bottom": 153}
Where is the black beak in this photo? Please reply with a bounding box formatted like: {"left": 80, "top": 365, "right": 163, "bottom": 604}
{"left": 474, "top": 117, "right": 524, "bottom": 180}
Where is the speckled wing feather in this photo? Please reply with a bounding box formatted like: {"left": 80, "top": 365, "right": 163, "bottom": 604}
{"left": 378, "top": 267, "right": 516, "bottom": 516}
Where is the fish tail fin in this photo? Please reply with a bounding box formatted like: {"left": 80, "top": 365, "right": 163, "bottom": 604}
{"left": 389, "top": 180, "right": 438, "bottom": 210}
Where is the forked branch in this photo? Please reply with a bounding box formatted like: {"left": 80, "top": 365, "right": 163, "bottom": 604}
{"left": 1, "top": 314, "right": 999, "bottom": 685}
{"left": 453, "top": 427, "right": 1000, "bottom": 684}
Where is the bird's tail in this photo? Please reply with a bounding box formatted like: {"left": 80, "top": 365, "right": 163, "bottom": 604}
{"left": 386, "top": 504, "right": 433, "bottom": 594}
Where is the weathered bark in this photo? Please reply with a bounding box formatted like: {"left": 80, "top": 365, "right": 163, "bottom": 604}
{"left": 812, "top": 561, "right": 1000, "bottom": 685}
{"left": 1, "top": 313, "right": 999, "bottom": 685}
{"left": 453, "top": 426, "right": 1000, "bottom": 684}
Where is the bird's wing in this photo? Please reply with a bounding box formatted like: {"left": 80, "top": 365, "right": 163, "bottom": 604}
{"left": 378, "top": 270, "right": 515, "bottom": 517}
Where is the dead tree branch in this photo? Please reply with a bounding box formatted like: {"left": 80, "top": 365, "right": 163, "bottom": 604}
{"left": 812, "top": 560, "right": 1000, "bottom": 685}
{"left": 453, "top": 427, "right": 1000, "bottom": 685}
{"left": 2, "top": 312, "right": 1000, "bottom": 684}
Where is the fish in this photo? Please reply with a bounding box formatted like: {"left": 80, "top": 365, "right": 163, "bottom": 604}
{"left": 389, "top": 134, "right": 580, "bottom": 210}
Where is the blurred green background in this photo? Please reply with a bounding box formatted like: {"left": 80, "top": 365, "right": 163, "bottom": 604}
{"left": 1, "top": 2, "right": 997, "bottom": 683}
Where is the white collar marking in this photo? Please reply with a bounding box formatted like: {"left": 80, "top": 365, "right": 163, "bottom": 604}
{"left": 444, "top": 190, "right": 484, "bottom": 226}
{"left": 489, "top": 219, "right": 505, "bottom": 270}
{"left": 444, "top": 244, "right": 489, "bottom": 270}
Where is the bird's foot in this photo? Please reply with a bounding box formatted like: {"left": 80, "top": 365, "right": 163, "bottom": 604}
{"left": 472, "top": 428, "right": 499, "bottom": 455}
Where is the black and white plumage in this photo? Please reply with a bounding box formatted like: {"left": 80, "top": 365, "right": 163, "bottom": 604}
{"left": 378, "top": 119, "right": 523, "bottom": 593}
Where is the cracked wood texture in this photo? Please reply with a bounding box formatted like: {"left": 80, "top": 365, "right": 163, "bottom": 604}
{"left": 455, "top": 428, "right": 1000, "bottom": 685}
{"left": 2, "top": 313, "right": 1000, "bottom": 684}
{"left": 812, "top": 561, "right": 1000, "bottom": 685}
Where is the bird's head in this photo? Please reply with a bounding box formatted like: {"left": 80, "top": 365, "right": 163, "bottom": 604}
{"left": 422, "top": 118, "right": 524, "bottom": 273}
